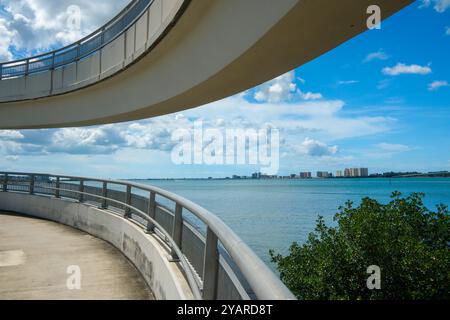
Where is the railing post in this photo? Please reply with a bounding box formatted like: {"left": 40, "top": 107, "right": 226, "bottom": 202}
{"left": 51, "top": 52, "right": 55, "bottom": 69}
{"left": 3, "top": 173, "right": 8, "bottom": 192}
{"left": 78, "top": 179, "right": 84, "bottom": 202}
{"left": 101, "top": 27, "right": 105, "bottom": 45}
{"left": 124, "top": 185, "right": 132, "bottom": 218}
{"left": 76, "top": 42, "right": 81, "bottom": 61}
{"left": 25, "top": 59, "right": 29, "bottom": 76}
{"left": 146, "top": 191, "right": 156, "bottom": 233}
{"left": 55, "top": 177, "right": 60, "bottom": 198}
{"left": 29, "top": 174, "right": 35, "bottom": 195}
{"left": 101, "top": 182, "right": 108, "bottom": 209}
{"left": 202, "top": 227, "right": 219, "bottom": 300}
{"left": 171, "top": 203, "right": 183, "bottom": 260}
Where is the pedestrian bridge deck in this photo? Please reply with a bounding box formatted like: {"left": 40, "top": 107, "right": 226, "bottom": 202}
{"left": 0, "top": 212, "right": 154, "bottom": 300}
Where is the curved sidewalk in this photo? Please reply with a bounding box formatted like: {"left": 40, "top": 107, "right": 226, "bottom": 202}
{"left": 0, "top": 212, "right": 154, "bottom": 300}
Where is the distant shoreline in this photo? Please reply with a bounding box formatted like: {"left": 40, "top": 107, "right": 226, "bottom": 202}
{"left": 128, "top": 175, "right": 450, "bottom": 181}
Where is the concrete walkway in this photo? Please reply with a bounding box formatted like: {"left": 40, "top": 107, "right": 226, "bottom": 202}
{"left": 0, "top": 212, "right": 154, "bottom": 300}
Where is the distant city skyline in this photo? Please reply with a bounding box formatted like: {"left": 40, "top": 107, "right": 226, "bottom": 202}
{"left": 142, "top": 169, "right": 450, "bottom": 181}
{"left": 0, "top": 1, "right": 449, "bottom": 179}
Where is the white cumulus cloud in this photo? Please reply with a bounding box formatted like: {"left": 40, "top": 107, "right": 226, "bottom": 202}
{"left": 382, "top": 63, "right": 432, "bottom": 76}
{"left": 253, "top": 71, "right": 322, "bottom": 103}
{"left": 297, "top": 138, "right": 338, "bottom": 157}
{"left": 254, "top": 72, "right": 298, "bottom": 103}
{"left": 0, "top": 18, "right": 15, "bottom": 61}
{"left": 428, "top": 80, "right": 449, "bottom": 91}
{"left": 0, "top": 130, "right": 24, "bottom": 139}
{"left": 364, "top": 49, "right": 389, "bottom": 63}
{"left": 0, "top": 93, "right": 396, "bottom": 160}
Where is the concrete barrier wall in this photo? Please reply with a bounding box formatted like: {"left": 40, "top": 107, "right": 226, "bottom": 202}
{"left": 0, "top": 192, "right": 193, "bottom": 300}
{"left": 0, "top": 77, "right": 25, "bottom": 100}
{"left": 77, "top": 52, "right": 101, "bottom": 88}
{"left": 0, "top": 0, "right": 185, "bottom": 102}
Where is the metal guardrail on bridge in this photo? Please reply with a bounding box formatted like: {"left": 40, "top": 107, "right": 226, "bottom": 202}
{"left": 0, "top": 0, "right": 152, "bottom": 80}
{"left": 0, "top": 172, "right": 296, "bottom": 300}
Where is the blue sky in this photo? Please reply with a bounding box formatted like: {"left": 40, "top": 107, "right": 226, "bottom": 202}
{"left": 0, "top": 0, "right": 449, "bottom": 178}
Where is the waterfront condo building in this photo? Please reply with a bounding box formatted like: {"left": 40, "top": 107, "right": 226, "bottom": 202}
{"left": 317, "top": 171, "right": 331, "bottom": 178}
{"left": 343, "top": 168, "right": 369, "bottom": 177}
{"left": 300, "top": 172, "right": 312, "bottom": 179}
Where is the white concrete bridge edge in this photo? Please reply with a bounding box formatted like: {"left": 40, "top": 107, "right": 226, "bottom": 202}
{"left": 0, "top": 192, "right": 194, "bottom": 300}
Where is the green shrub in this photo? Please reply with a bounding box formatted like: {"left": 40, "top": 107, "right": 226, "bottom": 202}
{"left": 270, "top": 192, "right": 450, "bottom": 299}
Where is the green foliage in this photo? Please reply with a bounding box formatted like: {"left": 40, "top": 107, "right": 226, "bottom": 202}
{"left": 270, "top": 192, "right": 450, "bottom": 300}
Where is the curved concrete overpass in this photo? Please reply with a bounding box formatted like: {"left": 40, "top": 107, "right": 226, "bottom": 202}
{"left": 0, "top": 0, "right": 413, "bottom": 129}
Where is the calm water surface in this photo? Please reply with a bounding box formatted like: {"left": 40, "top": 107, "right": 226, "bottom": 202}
{"left": 137, "top": 178, "right": 450, "bottom": 266}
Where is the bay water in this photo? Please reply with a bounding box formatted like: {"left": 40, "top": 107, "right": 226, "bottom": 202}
{"left": 140, "top": 178, "right": 450, "bottom": 266}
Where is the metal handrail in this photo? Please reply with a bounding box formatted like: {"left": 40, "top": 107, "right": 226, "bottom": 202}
{"left": 0, "top": 171, "right": 296, "bottom": 300}
{"left": 0, "top": 0, "right": 153, "bottom": 80}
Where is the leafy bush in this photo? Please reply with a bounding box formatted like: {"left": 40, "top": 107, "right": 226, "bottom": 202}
{"left": 270, "top": 192, "right": 450, "bottom": 299}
